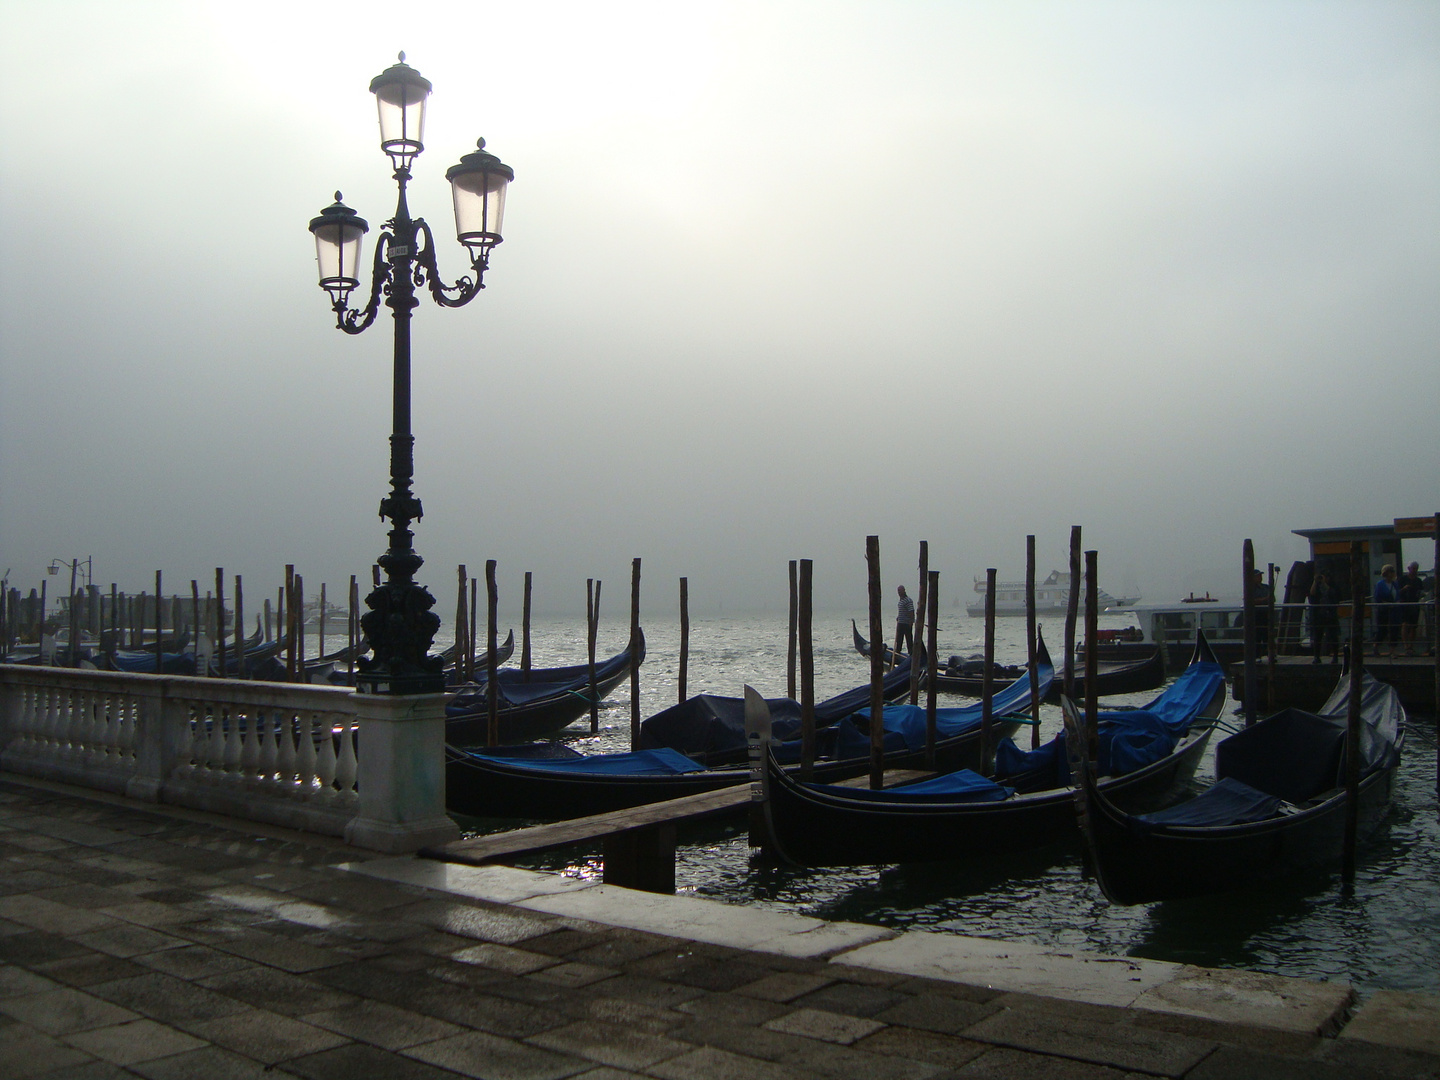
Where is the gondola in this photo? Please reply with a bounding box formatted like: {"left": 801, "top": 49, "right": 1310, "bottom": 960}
{"left": 100, "top": 626, "right": 268, "bottom": 676}
{"left": 444, "top": 631, "right": 645, "bottom": 745}
{"left": 851, "top": 619, "right": 1164, "bottom": 701}
{"left": 1066, "top": 671, "right": 1405, "bottom": 905}
{"left": 753, "top": 634, "right": 1224, "bottom": 866}
{"left": 442, "top": 629, "right": 516, "bottom": 686}
{"left": 444, "top": 644, "right": 1052, "bottom": 819}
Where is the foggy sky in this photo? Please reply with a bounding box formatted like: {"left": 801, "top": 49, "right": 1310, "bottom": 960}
{"left": 2, "top": 1, "right": 1437, "bottom": 621}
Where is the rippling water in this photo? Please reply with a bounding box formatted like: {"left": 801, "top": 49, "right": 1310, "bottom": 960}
{"left": 442, "top": 610, "right": 1440, "bottom": 998}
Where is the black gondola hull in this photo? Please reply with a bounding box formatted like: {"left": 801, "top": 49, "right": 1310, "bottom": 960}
{"left": 760, "top": 722, "right": 1213, "bottom": 866}
{"left": 1077, "top": 767, "right": 1397, "bottom": 905}
{"left": 1069, "top": 673, "right": 1405, "bottom": 904}
{"left": 444, "top": 716, "right": 1021, "bottom": 819}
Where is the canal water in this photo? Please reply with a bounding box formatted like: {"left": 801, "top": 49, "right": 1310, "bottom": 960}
{"left": 431, "top": 610, "right": 1440, "bottom": 998}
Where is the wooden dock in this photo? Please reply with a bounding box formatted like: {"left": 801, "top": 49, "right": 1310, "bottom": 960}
{"left": 1229, "top": 653, "right": 1436, "bottom": 712}
{"left": 425, "top": 768, "right": 933, "bottom": 894}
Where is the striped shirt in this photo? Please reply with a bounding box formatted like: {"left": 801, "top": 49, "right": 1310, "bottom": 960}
{"left": 897, "top": 594, "right": 916, "bottom": 625}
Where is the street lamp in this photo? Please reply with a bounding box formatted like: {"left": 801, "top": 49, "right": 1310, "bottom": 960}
{"left": 309, "top": 53, "right": 513, "bottom": 695}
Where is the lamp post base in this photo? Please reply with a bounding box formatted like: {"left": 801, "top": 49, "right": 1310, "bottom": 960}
{"left": 357, "top": 577, "right": 446, "bottom": 696}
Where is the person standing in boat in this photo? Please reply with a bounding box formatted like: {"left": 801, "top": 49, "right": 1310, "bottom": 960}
{"left": 1398, "top": 562, "right": 1423, "bottom": 656}
{"left": 1308, "top": 572, "right": 1339, "bottom": 664}
{"left": 1373, "top": 564, "right": 1399, "bottom": 656}
{"left": 894, "top": 585, "right": 915, "bottom": 660}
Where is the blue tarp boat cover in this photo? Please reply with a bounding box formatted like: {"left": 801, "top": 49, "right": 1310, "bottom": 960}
{"left": 847, "top": 650, "right": 1054, "bottom": 753}
{"left": 851, "top": 704, "right": 983, "bottom": 752}
{"left": 993, "top": 656, "right": 1224, "bottom": 786}
{"left": 1133, "top": 777, "right": 1282, "bottom": 830}
{"left": 804, "top": 768, "right": 1014, "bottom": 804}
{"left": 461, "top": 746, "right": 705, "bottom": 776}
{"left": 108, "top": 651, "right": 196, "bottom": 675}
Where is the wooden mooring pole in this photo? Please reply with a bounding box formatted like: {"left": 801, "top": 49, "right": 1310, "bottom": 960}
{"left": 630, "top": 558, "right": 641, "bottom": 750}
{"left": 866, "top": 535, "right": 884, "bottom": 790}
{"left": 786, "top": 560, "right": 798, "bottom": 700}
{"left": 1064, "top": 525, "right": 1081, "bottom": 701}
{"left": 1243, "top": 539, "right": 1257, "bottom": 726}
{"left": 486, "top": 560, "right": 498, "bottom": 748}
{"left": 295, "top": 575, "right": 305, "bottom": 671}
{"left": 285, "top": 565, "right": 296, "bottom": 680}
{"left": 454, "top": 566, "right": 468, "bottom": 684}
{"left": 1267, "top": 562, "right": 1277, "bottom": 708}
{"left": 1085, "top": 550, "right": 1100, "bottom": 762}
{"left": 521, "top": 571, "right": 533, "bottom": 681}
{"left": 348, "top": 576, "right": 359, "bottom": 683}
{"left": 190, "top": 582, "right": 200, "bottom": 674}
{"left": 234, "top": 575, "right": 246, "bottom": 679}
{"left": 1343, "top": 540, "right": 1366, "bottom": 883}
{"left": 911, "top": 541, "right": 929, "bottom": 705}
{"left": 587, "top": 579, "right": 600, "bottom": 733}
{"left": 799, "top": 559, "right": 816, "bottom": 782}
{"left": 214, "top": 569, "right": 227, "bottom": 679}
{"left": 1434, "top": 512, "right": 1439, "bottom": 798}
{"left": 154, "top": 572, "right": 163, "bottom": 674}
{"left": 982, "top": 568, "right": 997, "bottom": 776}
{"left": 1027, "top": 535, "right": 1040, "bottom": 749}
{"left": 469, "top": 577, "right": 479, "bottom": 683}
{"left": 925, "top": 568, "right": 940, "bottom": 772}
{"left": 678, "top": 576, "right": 689, "bottom": 704}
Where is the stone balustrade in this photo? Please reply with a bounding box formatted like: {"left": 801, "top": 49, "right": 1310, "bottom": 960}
{"left": 0, "top": 664, "right": 458, "bottom": 853}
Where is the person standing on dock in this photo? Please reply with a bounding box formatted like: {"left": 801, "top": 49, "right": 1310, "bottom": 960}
{"left": 1373, "top": 564, "right": 1399, "bottom": 656}
{"left": 1308, "top": 572, "right": 1339, "bottom": 663}
{"left": 1398, "top": 561, "right": 1423, "bottom": 656}
{"left": 894, "top": 584, "right": 915, "bottom": 659}
{"left": 1248, "top": 569, "right": 1273, "bottom": 658}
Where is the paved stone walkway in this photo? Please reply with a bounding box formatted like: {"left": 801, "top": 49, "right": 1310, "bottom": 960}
{"left": 2, "top": 776, "right": 1437, "bottom": 1080}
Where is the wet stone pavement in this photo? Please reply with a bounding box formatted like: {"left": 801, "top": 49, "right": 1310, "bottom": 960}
{"left": 2, "top": 776, "right": 1438, "bottom": 1080}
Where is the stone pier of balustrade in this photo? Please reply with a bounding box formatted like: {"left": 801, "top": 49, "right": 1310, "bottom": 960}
{"left": 0, "top": 664, "right": 455, "bottom": 853}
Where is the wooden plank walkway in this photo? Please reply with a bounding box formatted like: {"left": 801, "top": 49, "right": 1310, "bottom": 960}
{"left": 427, "top": 768, "right": 933, "bottom": 867}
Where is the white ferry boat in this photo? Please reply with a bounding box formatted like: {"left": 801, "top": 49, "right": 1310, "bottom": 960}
{"left": 965, "top": 570, "right": 1138, "bottom": 618}
{"left": 1126, "top": 596, "right": 1248, "bottom": 668}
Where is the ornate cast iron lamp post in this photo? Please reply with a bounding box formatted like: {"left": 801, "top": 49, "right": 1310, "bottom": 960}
{"left": 309, "top": 54, "right": 513, "bottom": 694}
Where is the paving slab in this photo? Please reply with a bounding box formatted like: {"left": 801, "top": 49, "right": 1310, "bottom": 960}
{"left": 284, "top": 1041, "right": 473, "bottom": 1079}
{"left": 0, "top": 963, "right": 62, "bottom": 997}
{"left": 345, "top": 857, "right": 600, "bottom": 904}
{"left": 130, "top": 1043, "right": 311, "bottom": 1079}
{"left": 451, "top": 941, "right": 560, "bottom": 975}
{"left": 403, "top": 1028, "right": 591, "bottom": 1079}
{"left": 0, "top": 1020, "right": 98, "bottom": 1078}
{"left": 962, "top": 1005, "right": 1215, "bottom": 1076}
{"left": 0, "top": 985, "right": 142, "bottom": 1034}
{"left": 649, "top": 1045, "right": 816, "bottom": 1080}
{"left": 833, "top": 930, "right": 1180, "bottom": 1008}
{"left": 526, "top": 1017, "right": 693, "bottom": 1069}
{"left": 516, "top": 884, "right": 893, "bottom": 959}
{"left": 1338, "top": 988, "right": 1440, "bottom": 1056}
{"left": 763, "top": 1006, "right": 887, "bottom": 1045}
{"left": 182, "top": 1007, "right": 351, "bottom": 1065}
{"left": 0, "top": 894, "right": 121, "bottom": 936}
{"left": 1130, "top": 964, "right": 1355, "bottom": 1036}
{"left": 301, "top": 998, "right": 467, "bottom": 1050}
{"left": 62, "top": 1016, "right": 208, "bottom": 1065}
{"left": 954, "top": 1045, "right": 1136, "bottom": 1078}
